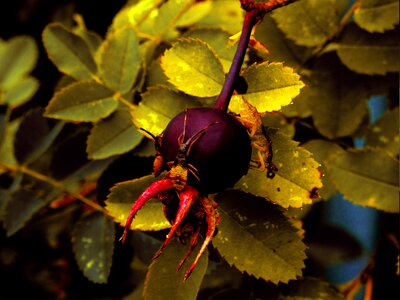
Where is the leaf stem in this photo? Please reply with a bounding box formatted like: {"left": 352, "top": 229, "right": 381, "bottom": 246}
{"left": 0, "top": 161, "right": 107, "bottom": 213}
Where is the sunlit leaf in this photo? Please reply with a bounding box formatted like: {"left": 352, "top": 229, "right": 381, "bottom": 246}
{"left": 45, "top": 81, "right": 118, "bottom": 122}
{"left": 2, "top": 76, "right": 39, "bottom": 108}
{"left": 161, "top": 38, "right": 225, "bottom": 97}
{"left": 131, "top": 86, "right": 199, "bottom": 136}
{"left": 365, "top": 107, "right": 399, "bottom": 157}
{"left": 326, "top": 149, "right": 399, "bottom": 212}
{"left": 87, "top": 108, "right": 143, "bottom": 160}
{"left": 184, "top": 28, "right": 235, "bottom": 72}
{"left": 99, "top": 27, "right": 141, "bottom": 93}
{"left": 214, "top": 191, "right": 306, "bottom": 284}
{"left": 333, "top": 24, "right": 400, "bottom": 75}
{"left": 105, "top": 175, "right": 170, "bottom": 231}
{"left": 72, "top": 211, "right": 115, "bottom": 283}
{"left": 236, "top": 130, "right": 322, "bottom": 208}
{"left": 271, "top": 0, "right": 340, "bottom": 47}
{"left": 229, "top": 62, "right": 304, "bottom": 113}
{"left": 42, "top": 23, "right": 97, "bottom": 80}
{"left": 0, "top": 36, "right": 38, "bottom": 89}
{"left": 282, "top": 277, "right": 344, "bottom": 299}
{"left": 143, "top": 240, "right": 208, "bottom": 300}
{"left": 354, "top": 0, "right": 399, "bottom": 33}
{"left": 175, "top": 1, "right": 212, "bottom": 27}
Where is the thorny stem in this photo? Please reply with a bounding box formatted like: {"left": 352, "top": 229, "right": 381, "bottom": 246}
{"left": 214, "top": 0, "right": 299, "bottom": 112}
{"left": 0, "top": 162, "right": 106, "bottom": 213}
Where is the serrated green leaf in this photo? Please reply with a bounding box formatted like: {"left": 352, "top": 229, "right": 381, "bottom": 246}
{"left": 72, "top": 14, "right": 103, "bottom": 54}
{"left": 161, "top": 38, "right": 225, "bottom": 97}
{"left": 326, "top": 149, "right": 399, "bottom": 212}
{"left": 0, "top": 36, "right": 38, "bottom": 89}
{"left": 143, "top": 240, "right": 208, "bottom": 300}
{"left": 2, "top": 76, "right": 39, "bottom": 108}
{"left": 105, "top": 175, "right": 170, "bottom": 231}
{"left": 303, "top": 139, "right": 345, "bottom": 199}
{"left": 366, "top": 107, "right": 399, "bottom": 157}
{"left": 271, "top": 0, "right": 340, "bottom": 47}
{"left": 146, "top": 58, "right": 171, "bottom": 88}
{"left": 214, "top": 190, "right": 306, "bottom": 284}
{"left": 184, "top": 28, "right": 235, "bottom": 73}
{"left": 333, "top": 24, "right": 400, "bottom": 75}
{"left": 45, "top": 81, "right": 118, "bottom": 122}
{"left": 282, "top": 277, "right": 344, "bottom": 299}
{"left": 131, "top": 86, "right": 199, "bottom": 136}
{"left": 354, "top": 0, "right": 399, "bottom": 33}
{"left": 99, "top": 27, "right": 141, "bottom": 93}
{"left": 72, "top": 211, "right": 115, "bottom": 283}
{"left": 236, "top": 130, "right": 322, "bottom": 208}
{"left": 42, "top": 23, "right": 98, "bottom": 80}
{"left": 87, "top": 108, "right": 143, "bottom": 160}
{"left": 229, "top": 62, "right": 304, "bottom": 113}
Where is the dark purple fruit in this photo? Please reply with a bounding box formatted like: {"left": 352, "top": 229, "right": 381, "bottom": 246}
{"left": 160, "top": 107, "right": 251, "bottom": 194}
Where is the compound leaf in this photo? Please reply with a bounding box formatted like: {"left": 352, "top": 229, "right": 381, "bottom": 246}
{"left": 214, "top": 190, "right": 306, "bottom": 284}
{"left": 326, "top": 149, "right": 399, "bottom": 212}
{"left": 72, "top": 211, "right": 115, "bottom": 283}
{"left": 354, "top": 0, "right": 399, "bottom": 33}
{"left": 230, "top": 62, "right": 304, "bottom": 113}
{"left": 143, "top": 240, "right": 208, "bottom": 300}
{"left": 105, "top": 175, "right": 170, "bottom": 231}
{"left": 131, "top": 86, "right": 199, "bottom": 136}
{"left": 45, "top": 81, "right": 118, "bottom": 122}
{"left": 87, "top": 108, "right": 143, "bottom": 160}
{"left": 98, "top": 27, "right": 141, "bottom": 93}
{"left": 271, "top": 0, "right": 340, "bottom": 47}
{"left": 42, "top": 23, "right": 97, "bottom": 80}
{"left": 161, "top": 38, "right": 225, "bottom": 97}
{"left": 236, "top": 130, "right": 322, "bottom": 208}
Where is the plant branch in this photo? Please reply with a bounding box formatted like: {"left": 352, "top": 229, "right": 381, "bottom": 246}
{"left": 214, "top": 0, "right": 299, "bottom": 112}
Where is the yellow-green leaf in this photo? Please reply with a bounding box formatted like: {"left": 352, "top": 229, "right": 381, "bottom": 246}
{"left": 0, "top": 36, "right": 38, "bottom": 89}
{"left": 161, "top": 38, "right": 225, "bottom": 97}
{"left": 143, "top": 240, "right": 208, "bottom": 300}
{"left": 354, "top": 0, "right": 399, "bottom": 33}
{"left": 42, "top": 23, "right": 97, "bottom": 80}
{"left": 214, "top": 191, "right": 306, "bottom": 284}
{"left": 2, "top": 76, "right": 39, "bottom": 108}
{"left": 72, "top": 211, "right": 115, "bottom": 284}
{"left": 326, "top": 149, "right": 399, "bottom": 213}
{"left": 131, "top": 86, "right": 199, "bottom": 136}
{"left": 87, "top": 108, "right": 143, "bottom": 160}
{"left": 99, "top": 27, "right": 141, "bottom": 93}
{"left": 271, "top": 0, "right": 340, "bottom": 47}
{"left": 230, "top": 62, "right": 304, "bottom": 113}
{"left": 175, "top": 1, "right": 212, "bottom": 27}
{"left": 45, "top": 81, "right": 118, "bottom": 122}
{"left": 236, "top": 130, "right": 322, "bottom": 208}
{"left": 105, "top": 176, "right": 170, "bottom": 231}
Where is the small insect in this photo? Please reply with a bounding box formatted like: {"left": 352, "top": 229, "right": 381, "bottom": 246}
{"left": 140, "top": 128, "right": 164, "bottom": 176}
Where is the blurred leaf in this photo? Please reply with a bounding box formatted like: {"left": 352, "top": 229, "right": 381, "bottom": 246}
{"left": 87, "top": 108, "right": 143, "bottom": 160}
{"left": 2, "top": 76, "right": 39, "bottom": 108}
{"left": 0, "top": 36, "right": 38, "bottom": 89}
{"left": 145, "top": 58, "right": 171, "bottom": 88}
{"left": 72, "top": 14, "right": 103, "bottom": 54}
{"left": 45, "top": 81, "right": 118, "bottom": 122}
{"left": 333, "top": 24, "right": 400, "bottom": 75}
{"left": 14, "top": 109, "right": 64, "bottom": 165}
{"left": 236, "top": 130, "right": 322, "bottom": 208}
{"left": 161, "top": 38, "right": 225, "bottom": 97}
{"left": 42, "top": 23, "right": 97, "bottom": 80}
{"left": 365, "top": 107, "right": 399, "bottom": 157}
{"left": 214, "top": 190, "right": 306, "bottom": 284}
{"left": 230, "top": 62, "right": 304, "bottom": 113}
{"left": 282, "top": 277, "right": 344, "bottom": 299}
{"left": 0, "top": 117, "right": 20, "bottom": 168}
{"left": 302, "top": 139, "right": 345, "bottom": 199}
{"left": 72, "top": 211, "right": 115, "bottom": 283}
{"left": 175, "top": 1, "right": 212, "bottom": 27}
{"left": 262, "top": 114, "right": 295, "bottom": 139}
{"left": 184, "top": 28, "right": 235, "bottom": 73}
{"left": 99, "top": 27, "right": 141, "bottom": 93}
{"left": 143, "top": 239, "right": 208, "bottom": 300}
{"left": 131, "top": 86, "right": 199, "bottom": 136}
{"left": 354, "top": 0, "right": 399, "bottom": 33}
{"left": 105, "top": 175, "right": 170, "bottom": 231}
{"left": 271, "top": 0, "right": 340, "bottom": 47}
{"left": 326, "top": 149, "right": 399, "bottom": 212}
